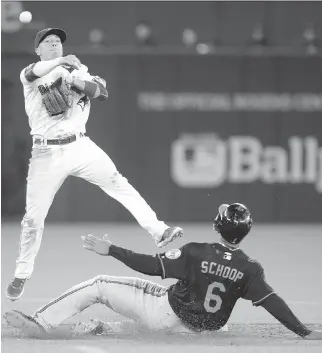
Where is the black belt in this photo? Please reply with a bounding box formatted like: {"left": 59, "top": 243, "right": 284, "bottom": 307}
{"left": 34, "top": 133, "right": 84, "bottom": 145}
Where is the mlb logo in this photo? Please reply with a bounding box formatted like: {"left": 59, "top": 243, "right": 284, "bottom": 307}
{"left": 223, "top": 252, "right": 232, "bottom": 260}
{"left": 171, "top": 133, "right": 227, "bottom": 187}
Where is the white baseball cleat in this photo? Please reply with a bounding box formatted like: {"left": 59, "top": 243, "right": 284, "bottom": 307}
{"left": 157, "top": 226, "right": 183, "bottom": 248}
{"left": 4, "top": 310, "right": 47, "bottom": 338}
{"left": 72, "top": 318, "right": 106, "bottom": 336}
{"left": 72, "top": 318, "right": 128, "bottom": 336}
{"left": 6, "top": 278, "right": 27, "bottom": 301}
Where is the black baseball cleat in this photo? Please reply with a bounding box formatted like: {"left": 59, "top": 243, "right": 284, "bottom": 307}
{"left": 157, "top": 226, "right": 183, "bottom": 248}
{"left": 6, "top": 278, "right": 27, "bottom": 301}
{"left": 4, "top": 310, "right": 47, "bottom": 338}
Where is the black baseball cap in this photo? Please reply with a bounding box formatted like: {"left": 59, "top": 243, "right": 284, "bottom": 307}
{"left": 34, "top": 28, "right": 67, "bottom": 48}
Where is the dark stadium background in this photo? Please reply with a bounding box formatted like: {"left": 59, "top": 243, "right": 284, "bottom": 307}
{"left": 1, "top": 2, "right": 322, "bottom": 352}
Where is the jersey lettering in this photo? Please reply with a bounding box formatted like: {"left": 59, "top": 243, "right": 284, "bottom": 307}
{"left": 201, "top": 260, "right": 244, "bottom": 282}
{"left": 167, "top": 242, "right": 267, "bottom": 331}
{"left": 203, "top": 281, "right": 226, "bottom": 313}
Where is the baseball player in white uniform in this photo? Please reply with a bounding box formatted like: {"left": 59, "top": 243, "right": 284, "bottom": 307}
{"left": 6, "top": 28, "right": 183, "bottom": 301}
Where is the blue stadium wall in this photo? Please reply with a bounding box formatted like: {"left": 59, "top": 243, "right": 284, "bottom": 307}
{"left": 2, "top": 54, "right": 322, "bottom": 223}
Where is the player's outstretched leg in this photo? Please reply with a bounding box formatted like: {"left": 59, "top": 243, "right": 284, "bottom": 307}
{"left": 6, "top": 148, "right": 68, "bottom": 301}
{"left": 4, "top": 275, "right": 181, "bottom": 338}
{"left": 71, "top": 138, "right": 183, "bottom": 247}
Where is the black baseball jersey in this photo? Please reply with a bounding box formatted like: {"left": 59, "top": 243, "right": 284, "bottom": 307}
{"left": 159, "top": 242, "right": 274, "bottom": 331}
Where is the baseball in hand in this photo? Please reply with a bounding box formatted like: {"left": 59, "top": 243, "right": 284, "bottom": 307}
{"left": 19, "top": 11, "right": 32, "bottom": 24}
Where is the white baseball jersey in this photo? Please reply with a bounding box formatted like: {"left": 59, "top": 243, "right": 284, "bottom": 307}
{"left": 14, "top": 59, "right": 170, "bottom": 282}
{"left": 20, "top": 63, "right": 93, "bottom": 139}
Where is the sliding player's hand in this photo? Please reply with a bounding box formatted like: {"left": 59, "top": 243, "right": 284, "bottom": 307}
{"left": 81, "top": 234, "right": 112, "bottom": 256}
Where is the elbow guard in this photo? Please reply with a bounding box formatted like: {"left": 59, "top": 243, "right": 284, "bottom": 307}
{"left": 84, "top": 81, "right": 108, "bottom": 100}
{"left": 92, "top": 76, "right": 108, "bottom": 101}
{"left": 96, "top": 82, "right": 108, "bottom": 101}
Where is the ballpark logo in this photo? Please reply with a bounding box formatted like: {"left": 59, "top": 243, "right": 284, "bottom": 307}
{"left": 171, "top": 133, "right": 322, "bottom": 193}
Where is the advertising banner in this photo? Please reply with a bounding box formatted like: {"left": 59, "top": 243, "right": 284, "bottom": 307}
{"left": 2, "top": 54, "right": 322, "bottom": 222}
{"left": 133, "top": 56, "right": 322, "bottom": 222}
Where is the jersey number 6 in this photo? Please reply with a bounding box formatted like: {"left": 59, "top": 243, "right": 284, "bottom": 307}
{"left": 204, "top": 281, "right": 226, "bottom": 313}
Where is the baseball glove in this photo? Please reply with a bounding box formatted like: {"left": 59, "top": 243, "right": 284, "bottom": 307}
{"left": 42, "top": 77, "right": 72, "bottom": 116}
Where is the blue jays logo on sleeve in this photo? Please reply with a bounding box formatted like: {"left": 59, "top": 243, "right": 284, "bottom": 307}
{"left": 165, "top": 249, "right": 182, "bottom": 260}
{"left": 77, "top": 96, "right": 89, "bottom": 111}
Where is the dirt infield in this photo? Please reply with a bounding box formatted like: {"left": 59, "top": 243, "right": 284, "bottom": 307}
{"left": 2, "top": 323, "right": 322, "bottom": 353}
{"left": 1, "top": 223, "right": 322, "bottom": 352}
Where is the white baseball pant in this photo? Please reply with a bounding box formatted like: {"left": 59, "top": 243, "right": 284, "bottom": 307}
{"left": 15, "top": 135, "right": 168, "bottom": 278}
{"left": 33, "top": 276, "right": 185, "bottom": 332}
